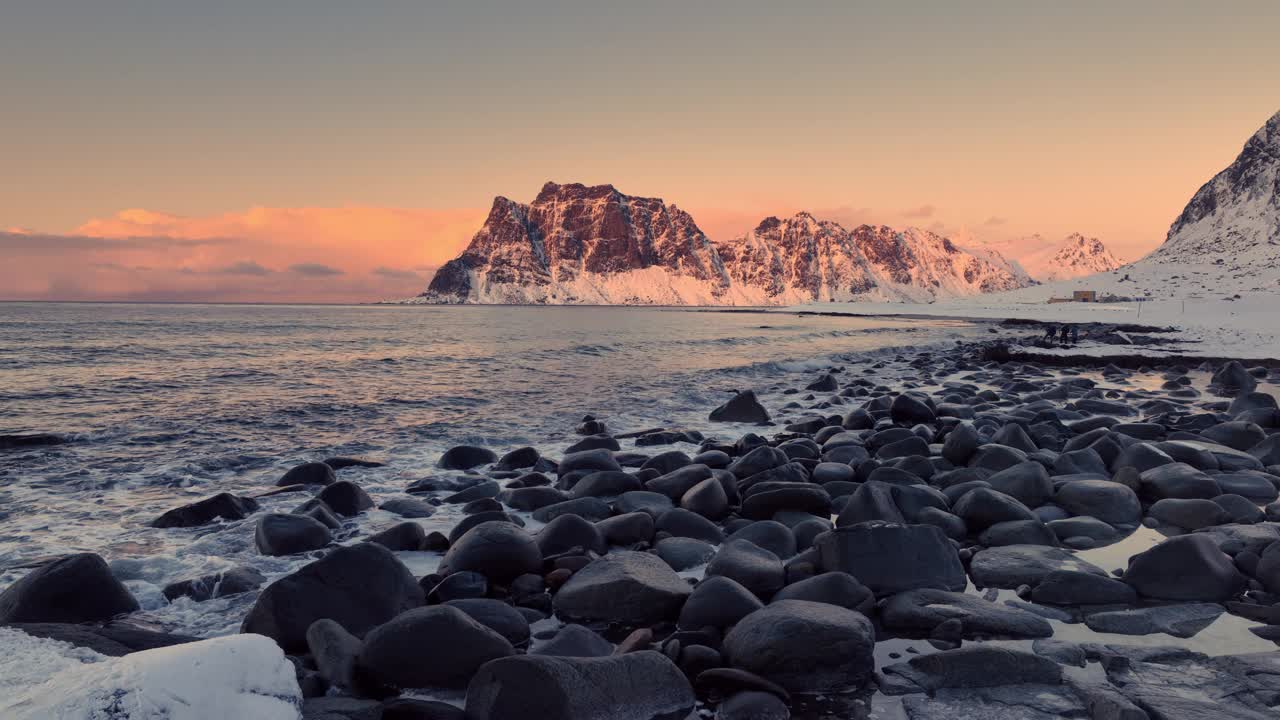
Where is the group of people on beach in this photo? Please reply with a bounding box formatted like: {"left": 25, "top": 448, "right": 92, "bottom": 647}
{"left": 1043, "top": 323, "right": 1080, "bottom": 345}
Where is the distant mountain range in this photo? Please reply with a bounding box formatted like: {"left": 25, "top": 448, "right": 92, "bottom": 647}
{"left": 415, "top": 182, "right": 1121, "bottom": 305}
{"left": 415, "top": 109, "right": 1280, "bottom": 305}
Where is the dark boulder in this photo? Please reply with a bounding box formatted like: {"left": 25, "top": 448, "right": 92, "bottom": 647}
{"left": 554, "top": 551, "right": 692, "bottom": 624}
{"left": 678, "top": 576, "right": 763, "bottom": 629}
{"left": 162, "top": 566, "right": 266, "bottom": 602}
{"left": 359, "top": 605, "right": 513, "bottom": 688}
{"left": 438, "top": 445, "right": 498, "bottom": 470}
{"left": 464, "top": 651, "right": 694, "bottom": 720}
{"left": 723, "top": 600, "right": 875, "bottom": 692}
{"left": 277, "top": 461, "right": 337, "bottom": 487}
{"left": 150, "top": 492, "right": 259, "bottom": 528}
{"left": 241, "top": 542, "right": 423, "bottom": 652}
{"left": 813, "top": 523, "right": 965, "bottom": 595}
{"left": 255, "top": 513, "right": 331, "bottom": 556}
{"left": 0, "top": 553, "right": 139, "bottom": 624}
{"left": 705, "top": 540, "right": 785, "bottom": 600}
{"left": 1123, "top": 534, "right": 1245, "bottom": 601}
{"left": 440, "top": 521, "right": 542, "bottom": 583}
{"left": 710, "top": 390, "right": 771, "bottom": 424}
{"left": 316, "top": 480, "right": 375, "bottom": 516}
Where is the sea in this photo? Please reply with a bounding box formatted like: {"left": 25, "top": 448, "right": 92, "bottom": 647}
{"left": 0, "top": 302, "right": 984, "bottom": 637}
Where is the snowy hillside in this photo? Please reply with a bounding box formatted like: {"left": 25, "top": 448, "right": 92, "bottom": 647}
{"left": 414, "top": 187, "right": 1031, "bottom": 305}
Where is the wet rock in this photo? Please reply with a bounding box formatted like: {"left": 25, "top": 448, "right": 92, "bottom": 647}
{"left": 536, "top": 513, "right": 606, "bottom": 555}
{"left": 445, "top": 598, "right": 531, "bottom": 646}
{"left": 0, "top": 553, "right": 139, "bottom": 624}
{"left": 881, "top": 588, "right": 1052, "bottom": 639}
{"left": 772, "top": 571, "right": 872, "bottom": 611}
{"left": 277, "top": 461, "right": 337, "bottom": 487}
{"left": 953, "top": 487, "right": 1036, "bottom": 530}
{"left": 710, "top": 390, "right": 771, "bottom": 424}
{"left": 242, "top": 543, "right": 423, "bottom": 653}
{"left": 1053, "top": 479, "right": 1141, "bottom": 524}
{"left": 1202, "top": 421, "right": 1266, "bottom": 451}
{"left": 655, "top": 508, "right": 724, "bottom": 544}
{"left": 255, "top": 513, "right": 331, "bottom": 556}
{"left": 882, "top": 646, "right": 1061, "bottom": 692}
{"left": 380, "top": 698, "right": 465, "bottom": 720}
{"left": 679, "top": 576, "right": 764, "bottom": 629}
{"left": 615, "top": 490, "right": 674, "bottom": 517}
{"left": 150, "top": 492, "right": 260, "bottom": 528}
{"left": 464, "top": 651, "right": 694, "bottom": 720}
{"left": 654, "top": 536, "right": 717, "bottom": 570}
{"left": 570, "top": 470, "right": 641, "bottom": 498}
{"left": 162, "top": 566, "right": 266, "bottom": 602}
{"left": 682, "top": 477, "right": 730, "bottom": 519}
{"left": 1214, "top": 494, "right": 1266, "bottom": 524}
{"left": 558, "top": 448, "right": 623, "bottom": 476}
{"left": 1211, "top": 360, "right": 1258, "bottom": 395}
{"left": 0, "top": 621, "right": 195, "bottom": 657}
{"left": 554, "top": 551, "right": 692, "bottom": 624}
{"left": 942, "top": 422, "right": 981, "bottom": 465}
{"left": 367, "top": 521, "right": 427, "bottom": 551}
{"left": 439, "top": 521, "right": 542, "bottom": 583}
{"left": 1255, "top": 541, "right": 1280, "bottom": 594}
{"left": 438, "top": 445, "right": 498, "bottom": 470}
{"left": 305, "top": 618, "right": 362, "bottom": 691}
{"left": 741, "top": 485, "right": 831, "bottom": 520}
{"left": 1030, "top": 570, "right": 1137, "bottom": 605}
{"left": 979, "top": 519, "right": 1060, "bottom": 547}
{"left": 360, "top": 605, "right": 513, "bottom": 688}
{"left": 891, "top": 394, "right": 936, "bottom": 425}
{"left": 596, "top": 512, "right": 655, "bottom": 546}
{"left": 814, "top": 522, "right": 966, "bottom": 595}
{"left": 1084, "top": 603, "right": 1224, "bottom": 638}
{"left": 533, "top": 624, "right": 614, "bottom": 657}
{"left": 379, "top": 496, "right": 436, "bottom": 518}
{"left": 724, "top": 600, "right": 875, "bottom": 692}
{"left": 426, "top": 571, "right": 487, "bottom": 603}
{"left": 498, "top": 486, "right": 567, "bottom": 511}
{"left": 706, "top": 540, "right": 785, "bottom": 600}
{"left": 969, "top": 545, "right": 1108, "bottom": 589}
{"left": 985, "top": 461, "right": 1054, "bottom": 508}
{"left": 1149, "top": 498, "right": 1230, "bottom": 530}
{"left": 1123, "top": 534, "right": 1245, "bottom": 601}
{"left": 532, "top": 497, "right": 612, "bottom": 523}
{"left": 724, "top": 521, "right": 796, "bottom": 560}
{"left": 443, "top": 480, "right": 502, "bottom": 504}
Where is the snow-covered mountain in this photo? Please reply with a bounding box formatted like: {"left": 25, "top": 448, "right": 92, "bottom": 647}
{"left": 1017, "top": 233, "right": 1123, "bottom": 282}
{"left": 1146, "top": 108, "right": 1280, "bottom": 272}
{"left": 417, "top": 183, "right": 1032, "bottom": 305}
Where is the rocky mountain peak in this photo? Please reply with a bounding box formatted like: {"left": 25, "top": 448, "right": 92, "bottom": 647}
{"left": 1150, "top": 109, "right": 1280, "bottom": 270}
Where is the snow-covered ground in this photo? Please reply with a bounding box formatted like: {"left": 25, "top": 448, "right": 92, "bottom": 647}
{"left": 782, "top": 262, "right": 1280, "bottom": 360}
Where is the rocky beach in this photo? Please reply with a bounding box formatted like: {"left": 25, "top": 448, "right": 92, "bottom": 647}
{"left": 4, "top": 310, "right": 1280, "bottom": 719}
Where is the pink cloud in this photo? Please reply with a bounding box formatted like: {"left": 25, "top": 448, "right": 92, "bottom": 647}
{"left": 3, "top": 206, "right": 487, "bottom": 302}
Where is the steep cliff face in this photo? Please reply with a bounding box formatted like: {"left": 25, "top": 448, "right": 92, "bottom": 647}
{"left": 1147, "top": 109, "right": 1280, "bottom": 270}
{"left": 425, "top": 182, "right": 728, "bottom": 304}
{"left": 421, "top": 183, "right": 1031, "bottom": 305}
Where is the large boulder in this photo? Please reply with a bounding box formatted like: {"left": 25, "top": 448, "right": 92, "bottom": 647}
{"left": 254, "top": 513, "right": 331, "bottom": 556}
{"left": 0, "top": 553, "right": 139, "bottom": 624}
{"left": 277, "top": 461, "right": 336, "bottom": 486}
{"left": 465, "top": 651, "right": 695, "bottom": 720}
{"left": 438, "top": 445, "right": 498, "bottom": 470}
{"left": 677, "top": 576, "right": 763, "bottom": 629}
{"left": 553, "top": 551, "right": 692, "bottom": 625}
{"left": 985, "top": 461, "right": 1054, "bottom": 508}
{"left": 359, "top": 605, "right": 513, "bottom": 688}
{"left": 439, "top": 522, "right": 542, "bottom": 583}
{"left": 1053, "top": 479, "right": 1141, "bottom": 525}
{"left": 952, "top": 487, "right": 1035, "bottom": 531}
{"left": 814, "top": 523, "right": 965, "bottom": 595}
{"left": 241, "top": 542, "right": 423, "bottom": 653}
{"left": 710, "top": 390, "right": 771, "bottom": 424}
{"left": 1140, "top": 463, "right": 1221, "bottom": 500}
{"left": 1148, "top": 498, "right": 1230, "bottom": 530}
{"left": 773, "top": 571, "right": 873, "bottom": 611}
{"left": 723, "top": 600, "right": 875, "bottom": 692}
{"left": 150, "top": 492, "right": 260, "bottom": 528}
{"left": 315, "top": 480, "right": 375, "bottom": 516}
{"left": 1122, "top": 534, "right": 1245, "bottom": 601}
{"left": 969, "top": 545, "right": 1107, "bottom": 589}
{"left": 704, "top": 540, "right": 784, "bottom": 600}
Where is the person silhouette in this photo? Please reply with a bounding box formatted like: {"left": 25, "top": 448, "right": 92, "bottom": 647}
{"left": 1071, "top": 326, "right": 1079, "bottom": 344}
{"left": 1059, "top": 325, "right": 1070, "bottom": 344}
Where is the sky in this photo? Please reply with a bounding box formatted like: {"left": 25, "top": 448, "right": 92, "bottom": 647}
{"left": 3, "top": 0, "right": 1278, "bottom": 302}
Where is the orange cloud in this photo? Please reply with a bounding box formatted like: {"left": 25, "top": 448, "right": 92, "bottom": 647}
{"left": 3, "top": 206, "right": 488, "bottom": 303}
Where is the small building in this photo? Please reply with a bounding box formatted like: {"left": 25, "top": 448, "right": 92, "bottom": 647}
{"left": 1073, "top": 290, "right": 1097, "bottom": 302}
